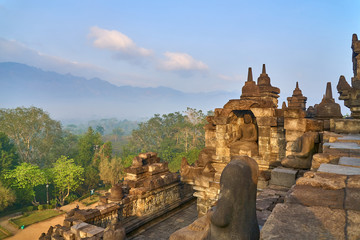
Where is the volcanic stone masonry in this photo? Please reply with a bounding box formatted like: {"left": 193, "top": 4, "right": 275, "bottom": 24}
{"left": 40, "top": 152, "right": 194, "bottom": 240}
{"left": 181, "top": 34, "right": 360, "bottom": 216}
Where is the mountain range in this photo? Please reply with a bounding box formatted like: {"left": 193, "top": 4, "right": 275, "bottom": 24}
{"left": 0, "top": 62, "right": 240, "bottom": 121}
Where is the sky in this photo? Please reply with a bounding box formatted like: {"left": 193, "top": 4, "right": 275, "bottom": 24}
{"left": 0, "top": 0, "right": 359, "bottom": 114}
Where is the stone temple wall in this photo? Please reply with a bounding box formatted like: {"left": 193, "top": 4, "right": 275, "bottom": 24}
{"left": 41, "top": 152, "right": 194, "bottom": 240}
{"left": 181, "top": 61, "right": 349, "bottom": 216}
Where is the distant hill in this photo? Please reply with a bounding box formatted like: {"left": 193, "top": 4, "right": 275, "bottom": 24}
{"left": 0, "top": 62, "right": 240, "bottom": 120}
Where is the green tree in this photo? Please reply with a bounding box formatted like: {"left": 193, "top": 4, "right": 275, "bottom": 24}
{"left": 99, "top": 157, "right": 124, "bottom": 185}
{"left": 0, "top": 132, "right": 19, "bottom": 175}
{"left": 4, "top": 162, "right": 46, "bottom": 204}
{"left": 76, "top": 127, "right": 102, "bottom": 167}
{"left": 0, "top": 107, "right": 62, "bottom": 166}
{"left": 95, "top": 125, "right": 105, "bottom": 135}
{"left": 52, "top": 156, "right": 84, "bottom": 205}
{"left": 112, "top": 127, "right": 124, "bottom": 141}
{"left": 0, "top": 181, "right": 15, "bottom": 211}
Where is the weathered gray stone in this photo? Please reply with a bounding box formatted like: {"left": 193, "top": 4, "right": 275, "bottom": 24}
{"left": 339, "top": 156, "right": 360, "bottom": 167}
{"left": 318, "top": 163, "right": 360, "bottom": 175}
{"left": 261, "top": 204, "right": 346, "bottom": 240}
{"left": 285, "top": 185, "right": 344, "bottom": 209}
{"left": 296, "top": 172, "right": 346, "bottom": 190}
{"left": 269, "top": 167, "right": 297, "bottom": 188}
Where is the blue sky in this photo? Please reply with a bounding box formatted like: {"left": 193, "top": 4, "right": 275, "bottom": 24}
{"left": 0, "top": 0, "right": 359, "bottom": 113}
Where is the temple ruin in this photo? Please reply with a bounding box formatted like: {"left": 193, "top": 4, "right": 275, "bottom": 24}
{"left": 40, "top": 33, "right": 360, "bottom": 240}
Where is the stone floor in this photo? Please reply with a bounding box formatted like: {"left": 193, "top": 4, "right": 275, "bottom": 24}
{"left": 129, "top": 203, "right": 198, "bottom": 240}
{"left": 128, "top": 185, "right": 288, "bottom": 240}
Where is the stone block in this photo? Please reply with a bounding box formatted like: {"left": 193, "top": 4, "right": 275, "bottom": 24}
{"left": 348, "top": 210, "right": 360, "bottom": 240}
{"left": 332, "top": 119, "right": 360, "bottom": 134}
{"left": 284, "top": 118, "right": 306, "bottom": 131}
{"left": 260, "top": 204, "right": 346, "bottom": 240}
{"left": 285, "top": 185, "right": 344, "bottom": 209}
{"left": 251, "top": 108, "right": 275, "bottom": 118}
{"left": 338, "top": 156, "right": 360, "bottom": 167}
{"left": 305, "top": 119, "right": 323, "bottom": 132}
{"left": 258, "top": 126, "right": 271, "bottom": 138}
{"left": 318, "top": 163, "right": 360, "bottom": 175}
{"left": 311, "top": 153, "right": 340, "bottom": 171}
{"left": 63, "top": 230, "right": 75, "bottom": 240}
{"left": 285, "top": 130, "right": 303, "bottom": 142}
{"left": 348, "top": 175, "right": 360, "bottom": 188}
{"left": 284, "top": 108, "right": 306, "bottom": 118}
{"left": 297, "top": 172, "right": 346, "bottom": 190}
{"left": 80, "top": 225, "right": 104, "bottom": 238}
{"left": 345, "top": 188, "right": 360, "bottom": 211}
{"left": 213, "top": 116, "right": 228, "bottom": 125}
{"left": 270, "top": 167, "right": 298, "bottom": 187}
{"left": 323, "top": 142, "right": 360, "bottom": 157}
{"left": 257, "top": 117, "right": 277, "bottom": 126}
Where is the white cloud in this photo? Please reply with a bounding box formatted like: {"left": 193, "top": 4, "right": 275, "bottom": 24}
{"left": 89, "top": 26, "right": 153, "bottom": 59}
{"left": 159, "top": 52, "right": 209, "bottom": 72}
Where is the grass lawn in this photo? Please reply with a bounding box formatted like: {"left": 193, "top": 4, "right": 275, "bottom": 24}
{"left": 0, "top": 226, "right": 12, "bottom": 239}
{"left": 81, "top": 195, "right": 99, "bottom": 206}
{"left": 11, "top": 210, "right": 63, "bottom": 228}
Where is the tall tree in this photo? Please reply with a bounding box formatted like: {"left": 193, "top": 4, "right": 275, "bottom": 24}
{"left": 3, "top": 162, "right": 46, "bottom": 204}
{"left": 99, "top": 157, "right": 124, "bottom": 185}
{"left": 0, "top": 132, "right": 19, "bottom": 175}
{"left": 52, "top": 156, "right": 84, "bottom": 205}
{"left": 0, "top": 107, "right": 62, "bottom": 166}
{"left": 0, "top": 181, "right": 15, "bottom": 211}
{"left": 76, "top": 127, "right": 102, "bottom": 167}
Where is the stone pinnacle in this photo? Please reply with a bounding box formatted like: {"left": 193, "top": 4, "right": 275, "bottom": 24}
{"left": 247, "top": 67, "right": 253, "bottom": 82}
{"left": 353, "top": 33, "right": 358, "bottom": 42}
{"left": 325, "top": 82, "right": 333, "bottom": 99}
{"left": 262, "top": 64, "right": 266, "bottom": 74}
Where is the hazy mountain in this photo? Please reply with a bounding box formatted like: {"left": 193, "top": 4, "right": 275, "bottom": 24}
{"left": 0, "top": 62, "right": 240, "bottom": 120}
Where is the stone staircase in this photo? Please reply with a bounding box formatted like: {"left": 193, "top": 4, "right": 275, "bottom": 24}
{"left": 260, "top": 133, "right": 360, "bottom": 240}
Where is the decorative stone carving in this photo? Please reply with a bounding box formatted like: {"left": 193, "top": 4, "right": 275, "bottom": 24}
{"left": 337, "top": 33, "right": 360, "bottom": 118}
{"left": 241, "top": 67, "right": 260, "bottom": 99}
{"left": 109, "top": 184, "right": 123, "bottom": 202}
{"left": 287, "top": 82, "right": 307, "bottom": 110}
{"left": 210, "top": 156, "right": 259, "bottom": 240}
{"left": 257, "top": 64, "right": 280, "bottom": 107}
{"left": 227, "top": 113, "right": 259, "bottom": 157}
{"left": 281, "top": 131, "right": 319, "bottom": 169}
{"left": 316, "top": 82, "right": 342, "bottom": 120}
{"left": 103, "top": 218, "right": 126, "bottom": 240}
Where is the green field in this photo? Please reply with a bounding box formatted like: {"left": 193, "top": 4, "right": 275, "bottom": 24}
{"left": 81, "top": 195, "right": 99, "bottom": 206}
{"left": 11, "top": 210, "right": 63, "bottom": 228}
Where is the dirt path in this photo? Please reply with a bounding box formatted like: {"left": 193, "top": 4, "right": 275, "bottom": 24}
{"left": 4, "top": 201, "right": 97, "bottom": 240}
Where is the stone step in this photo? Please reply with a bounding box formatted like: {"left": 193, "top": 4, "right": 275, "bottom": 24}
{"left": 322, "top": 142, "right": 360, "bottom": 157}
{"left": 334, "top": 134, "right": 360, "bottom": 144}
{"left": 269, "top": 167, "right": 298, "bottom": 188}
{"left": 318, "top": 163, "right": 360, "bottom": 175}
{"left": 338, "top": 156, "right": 360, "bottom": 168}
